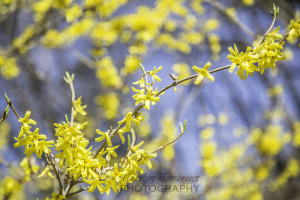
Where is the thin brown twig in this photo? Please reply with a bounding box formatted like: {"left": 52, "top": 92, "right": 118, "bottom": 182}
{"left": 279, "top": 26, "right": 293, "bottom": 44}
{"left": 121, "top": 129, "right": 137, "bottom": 167}
{"left": 46, "top": 154, "right": 63, "bottom": 195}
{"left": 66, "top": 187, "right": 89, "bottom": 198}
{"left": 254, "top": 15, "right": 277, "bottom": 49}
{"left": 151, "top": 128, "right": 186, "bottom": 154}
{"left": 6, "top": 97, "right": 20, "bottom": 119}
{"left": 139, "top": 63, "right": 149, "bottom": 89}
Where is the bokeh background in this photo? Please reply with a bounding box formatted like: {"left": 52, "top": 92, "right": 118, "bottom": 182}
{"left": 0, "top": 0, "right": 300, "bottom": 199}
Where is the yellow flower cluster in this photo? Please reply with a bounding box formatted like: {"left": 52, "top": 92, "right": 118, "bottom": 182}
{"left": 8, "top": 74, "right": 160, "bottom": 197}
{"left": 228, "top": 27, "right": 285, "bottom": 80}
{"left": 0, "top": 177, "right": 24, "bottom": 199}
{"left": 20, "top": 157, "right": 39, "bottom": 182}
{"left": 257, "top": 125, "right": 290, "bottom": 156}
{"left": 287, "top": 19, "right": 300, "bottom": 45}
{"left": 14, "top": 111, "right": 55, "bottom": 158}
{"left": 0, "top": 55, "right": 20, "bottom": 79}
{"left": 132, "top": 66, "right": 163, "bottom": 110}
{"left": 269, "top": 158, "right": 299, "bottom": 191}
{"left": 95, "top": 92, "right": 120, "bottom": 119}
{"left": 95, "top": 56, "right": 122, "bottom": 88}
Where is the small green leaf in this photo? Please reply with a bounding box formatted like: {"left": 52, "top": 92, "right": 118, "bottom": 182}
{"left": 63, "top": 76, "right": 69, "bottom": 83}
{"left": 180, "top": 120, "right": 187, "bottom": 132}
{"left": 1, "top": 105, "right": 9, "bottom": 122}
{"left": 65, "top": 114, "right": 69, "bottom": 123}
{"left": 4, "top": 93, "right": 11, "bottom": 104}
{"left": 271, "top": 4, "right": 279, "bottom": 17}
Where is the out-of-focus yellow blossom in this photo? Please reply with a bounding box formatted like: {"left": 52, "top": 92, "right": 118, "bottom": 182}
{"left": 129, "top": 193, "right": 148, "bottom": 200}
{"left": 160, "top": 113, "right": 177, "bottom": 161}
{"left": 95, "top": 93, "right": 119, "bottom": 119}
{"left": 13, "top": 25, "right": 35, "bottom": 54}
{"left": 218, "top": 113, "right": 229, "bottom": 125}
{"left": 64, "top": 18, "right": 94, "bottom": 39}
{"left": 180, "top": 31, "right": 204, "bottom": 45}
{"left": 201, "top": 141, "right": 217, "bottom": 158}
{"left": 164, "top": 20, "right": 177, "bottom": 32}
{"left": 269, "top": 158, "right": 300, "bottom": 191}
{"left": 242, "top": 0, "right": 255, "bottom": 6}
{"left": 32, "top": 0, "right": 52, "bottom": 22}
{"left": 264, "top": 109, "right": 286, "bottom": 120}
{"left": 208, "top": 33, "right": 221, "bottom": 60}
{"left": 287, "top": 19, "right": 300, "bottom": 45}
{"left": 197, "top": 114, "right": 216, "bottom": 126}
{"left": 202, "top": 156, "right": 222, "bottom": 176}
{"left": 42, "top": 30, "right": 65, "bottom": 48}
{"left": 268, "top": 84, "right": 283, "bottom": 97}
{"left": 129, "top": 44, "right": 147, "bottom": 55}
{"left": 200, "top": 127, "right": 215, "bottom": 140}
{"left": 191, "top": 0, "right": 205, "bottom": 14}
{"left": 97, "top": 0, "right": 128, "bottom": 19}
{"left": 172, "top": 63, "right": 191, "bottom": 84}
{"left": 204, "top": 19, "right": 219, "bottom": 32}
{"left": 92, "top": 22, "right": 118, "bottom": 46}
{"left": 20, "top": 157, "right": 39, "bottom": 181}
{"left": 282, "top": 132, "right": 292, "bottom": 144}
{"left": 0, "top": 56, "right": 20, "bottom": 79}
{"left": 192, "top": 62, "right": 215, "bottom": 85}
{"left": 121, "top": 55, "right": 142, "bottom": 76}
{"left": 255, "top": 164, "right": 271, "bottom": 181}
{"left": 293, "top": 121, "right": 300, "bottom": 147}
{"left": 248, "top": 127, "right": 262, "bottom": 144}
{"left": 184, "top": 14, "right": 197, "bottom": 30}
{"left": 283, "top": 48, "right": 294, "bottom": 60}
{"left": 226, "top": 7, "right": 237, "bottom": 18}
{"left": 233, "top": 126, "right": 247, "bottom": 138}
{"left": 0, "top": 121, "right": 10, "bottom": 149}
{"left": 136, "top": 113, "right": 151, "bottom": 137}
{"left": 65, "top": 4, "right": 83, "bottom": 23}
{"left": 257, "top": 125, "right": 283, "bottom": 156}
{"left": 53, "top": 0, "right": 72, "bottom": 9}
{"left": 0, "top": 177, "right": 24, "bottom": 199}
{"left": 96, "top": 56, "right": 122, "bottom": 88}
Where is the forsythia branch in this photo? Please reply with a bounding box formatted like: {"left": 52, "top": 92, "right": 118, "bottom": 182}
{"left": 151, "top": 120, "right": 187, "bottom": 154}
